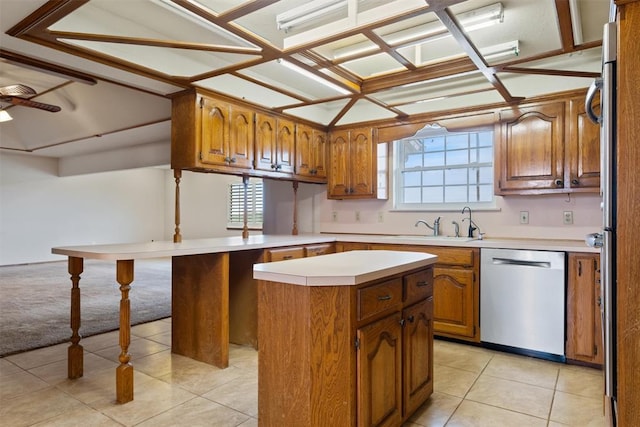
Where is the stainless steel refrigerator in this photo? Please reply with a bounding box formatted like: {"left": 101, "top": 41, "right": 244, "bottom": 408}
{"left": 585, "top": 7, "right": 617, "bottom": 426}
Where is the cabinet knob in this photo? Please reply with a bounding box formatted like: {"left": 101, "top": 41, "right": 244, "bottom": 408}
{"left": 554, "top": 178, "right": 563, "bottom": 187}
{"left": 407, "top": 315, "right": 415, "bottom": 323}
{"left": 571, "top": 179, "right": 579, "bottom": 185}
{"left": 229, "top": 157, "right": 237, "bottom": 164}
{"left": 271, "top": 163, "right": 276, "bottom": 169}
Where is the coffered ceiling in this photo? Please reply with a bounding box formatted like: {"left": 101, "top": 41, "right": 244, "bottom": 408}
{"left": 0, "top": 0, "right": 609, "bottom": 159}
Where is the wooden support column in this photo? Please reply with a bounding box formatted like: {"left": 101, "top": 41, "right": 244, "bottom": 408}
{"left": 292, "top": 181, "right": 299, "bottom": 235}
{"left": 115, "top": 259, "right": 134, "bottom": 404}
{"left": 242, "top": 175, "right": 249, "bottom": 239}
{"left": 68, "top": 256, "right": 84, "bottom": 379}
{"left": 173, "top": 169, "right": 182, "bottom": 243}
{"left": 171, "top": 253, "right": 230, "bottom": 368}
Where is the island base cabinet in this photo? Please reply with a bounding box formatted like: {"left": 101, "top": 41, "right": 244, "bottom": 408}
{"left": 257, "top": 266, "right": 434, "bottom": 427}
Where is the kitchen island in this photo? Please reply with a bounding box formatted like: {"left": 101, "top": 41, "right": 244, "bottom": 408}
{"left": 254, "top": 250, "right": 438, "bottom": 427}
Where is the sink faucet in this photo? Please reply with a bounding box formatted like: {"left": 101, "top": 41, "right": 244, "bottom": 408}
{"left": 452, "top": 221, "right": 460, "bottom": 237}
{"left": 415, "top": 217, "right": 441, "bottom": 236}
{"left": 461, "top": 206, "right": 479, "bottom": 238}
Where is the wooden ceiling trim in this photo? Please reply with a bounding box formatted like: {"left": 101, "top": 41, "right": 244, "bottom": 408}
{"left": 0, "top": 49, "right": 97, "bottom": 85}
{"left": 6, "top": 0, "right": 88, "bottom": 37}
{"left": 362, "top": 29, "right": 417, "bottom": 71}
{"left": 328, "top": 96, "right": 359, "bottom": 128}
{"left": 497, "top": 66, "right": 600, "bottom": 79}
{"left": 434, "top": 8, "right": 522, "bottom": 104}
{"left": 554, "top": 0, "right": 575, "bottom": 51}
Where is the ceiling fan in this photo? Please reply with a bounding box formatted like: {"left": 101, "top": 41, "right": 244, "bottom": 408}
{"left": 0, "top": 84, "right": 61, "bottom": 112}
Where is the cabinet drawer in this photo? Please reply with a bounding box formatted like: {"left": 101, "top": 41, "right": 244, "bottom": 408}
{"left": 404, "top": 269, "right": 433, "bottom": 306}
{"left": 358, "top": 278, "right": 403, "bottom": 322}
{"left": 305, "top": 243, "right": 335, "bottom": 257}
{"left": 428, "top": 247, "right": 475, "bottom": 267}
{"left": 265, "top": 247, "right": 305, "bottom": 262}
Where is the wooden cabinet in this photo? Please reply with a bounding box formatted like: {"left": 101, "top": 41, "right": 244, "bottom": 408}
{"left": 258, "top": 264, "right": 433, "bottom": 426}
{"left": 171, "top": 91, "right": 254, "bottom": 172}
{"left": 370, "top": 244, "right": 479, "bottom": 342}
{"left": 496, "top": 96, "right": 600, "bottom": 195}
{"left": 337, "top": 242, "right": 371, "bottom": 252}
{"left": 496, "top": 101, "right": 565, "bottom": 194}
{"left": 296, "top": 124, "right": 328, "bottom": 182}
{"left": 566, "top": 252, "right": 603, "bottom": 365}
{"left": 328, "top": 127, "right": 377, "bottom": 199}
{"left": 264, "top": 243, "right": 335, "bottom": 262}
{"left": 568, "top": 96, "right": 600, "bottom": 190}
{"left": 255, "top": 113, "right": 294, "bottom": 174}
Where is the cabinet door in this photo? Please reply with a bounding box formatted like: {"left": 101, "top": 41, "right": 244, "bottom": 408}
{"left": 497, "top": 102, "right": 565, "bottom": 193}
{"left": 199, "top": 97, "right": 230, "bottom": 166}
{"left": 276, "top": 118, "right": 295, "bottom": 173}
{"left": 312, "top": 129, "right": 328, "bottom": 179}
{"left": 566, "top": 253, "right": 603, "bottom": 365}
{"left": 328, "top": 130, "right": 350, "bottom": 197}
{"left": 357, "top": 313, "right": 403, "bottom": 427}
{"left": 295, "top": 124, "right": 313, "bottom": 176}
{"left": 568, "top": 97, "right": 600, "bottom": 190}
{"left": 255, "top": 113, "right": 277, "bottom": 172}
{"left": 350, "top": 127, "right": 376, "bottom": 196}
{"left": 228, "top": 105, "right": 254, "bottom": 169}
{"left": 402, "top": 298, "right": 433, "bottom": 417}
{"left": 433, "top": 266, "right": 476, "bottom": 339}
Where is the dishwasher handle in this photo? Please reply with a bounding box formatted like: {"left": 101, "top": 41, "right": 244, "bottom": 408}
{"left": 492, "top": 257, "right": 551, "bottom": 268}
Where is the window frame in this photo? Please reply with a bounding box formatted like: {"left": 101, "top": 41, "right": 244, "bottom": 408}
{"left": 393, "top": 126, "right": 496, "bottom": 211}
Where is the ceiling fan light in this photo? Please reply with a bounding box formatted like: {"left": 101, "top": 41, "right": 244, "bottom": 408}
{"left": 0, "top": 110, "right": 13, "bottom": 122}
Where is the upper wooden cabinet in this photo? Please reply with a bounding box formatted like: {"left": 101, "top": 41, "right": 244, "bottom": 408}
{"left": 496, "top": 96, "right": 600, "bottom": 195}
{"left": 172, "top": 91, "right": 254, "bottom": 172}
{"left": 328, "top": 127, "right": 377, "bottom": 199}
{"left": 568, "top": 96, "right": 601, "bottom": 191}
{"left": 496, "top": 102, "right": 565, "bottom": 194}
{"left": 295, "top": 124, "right": 327, "bottom": 182}
{"left": 255, "top": 113, "right": 294, "bottom": 175}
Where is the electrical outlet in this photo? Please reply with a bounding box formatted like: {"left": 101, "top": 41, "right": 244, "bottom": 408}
{"left": 377, "top": 211, "right": 384, "bottom": 223}
{"left": 331, "top": 211, "right": 338, "bottom": 222}
{"left": 355, "top": 211, "right": 361, "bottom": 222}
{"left": 520, "top": 211, "right": 529, "bottom": 224}
{"left": 563, "top": 211, "right": 574, "bottom": 225}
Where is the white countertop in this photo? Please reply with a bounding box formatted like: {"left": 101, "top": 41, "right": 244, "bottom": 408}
{"left": 253, "top": 250, "right": 437, "bottom": 286}
{"left": 51, "top": 233, "right": 596, "bottom": 261}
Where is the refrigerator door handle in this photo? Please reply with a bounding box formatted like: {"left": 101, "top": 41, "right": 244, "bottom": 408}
{"left": 585, "top": 78, "right": 603, "bottom": 125}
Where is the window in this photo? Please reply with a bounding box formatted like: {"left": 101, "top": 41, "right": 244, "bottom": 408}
{"left": 227, "top": 180, "right": 263, "bottom": 229}
{"left": 394, "top": 127, "right": 494, "bottom": 210}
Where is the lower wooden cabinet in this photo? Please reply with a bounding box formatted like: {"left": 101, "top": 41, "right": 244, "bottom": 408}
{"left": 264, "top": 243, "right": 334, "bottom": 262}
{"left": 566, "top": 252, "right": 603, "bottom": 365}
{"left": 258, "top": 265, "right": 434, "bottom": 427}
{"left": 369, "top": 244, "right": 479, "bottom": 342}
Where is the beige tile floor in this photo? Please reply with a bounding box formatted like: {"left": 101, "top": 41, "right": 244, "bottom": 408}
{"left": 0, "top": 318, "right": 606, "bottom": 427}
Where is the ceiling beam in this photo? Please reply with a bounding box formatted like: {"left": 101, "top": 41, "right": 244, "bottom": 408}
{"left": 555, "top": 0, "right": 576, "bottom": 51}
{"left": 0, "top": 49, "right": 97, "bottom": 85}
{"left": 434, "top": 7, "right": 524, "bottom": 104}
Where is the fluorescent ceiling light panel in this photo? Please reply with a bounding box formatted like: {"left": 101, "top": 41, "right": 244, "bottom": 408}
{"left": 333, "top": 2, "right": 504, "bottom": 59}
{"left": 0, "top": 110, "right": 13, "bottom": 122}
{"left": 277, "top": 0, "right": 347, "bottom": 31}
{"left": 278, "top": 59, "right": 351, "bottom": 95}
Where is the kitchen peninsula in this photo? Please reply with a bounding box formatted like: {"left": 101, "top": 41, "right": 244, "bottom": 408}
{"left": 254, "top": 250, "right": 437, "bottom": 426}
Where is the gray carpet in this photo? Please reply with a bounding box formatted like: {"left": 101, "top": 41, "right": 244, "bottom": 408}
{"left": 0, "top": 257, "right": 171, "bottom": 356}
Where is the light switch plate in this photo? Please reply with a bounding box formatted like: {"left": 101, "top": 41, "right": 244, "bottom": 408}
{"left": 520, "top": 211, "right": 529, "bottom": 224}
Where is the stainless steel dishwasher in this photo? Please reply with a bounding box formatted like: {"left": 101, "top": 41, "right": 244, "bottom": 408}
{"left": 480, "top": 248, "right": 565, "bottom": 360}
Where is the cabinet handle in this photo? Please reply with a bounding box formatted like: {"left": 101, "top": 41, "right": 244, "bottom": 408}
{"left": 597, "top": 296, "right": 602, "bottom": 306}
{"left": 283, "top": 255, "right": 293, "bottom": 260}
{"left": 377, "top": 295, "right": 392, "bottom": 301}
{"left": 416, "top": 281, "right": 429, "bottom": 287}
{"left": 571, "top": 179, "right": 579, "bottom": 186}
{"left": 554, "top": 178, "right": 563, "bottom": 187}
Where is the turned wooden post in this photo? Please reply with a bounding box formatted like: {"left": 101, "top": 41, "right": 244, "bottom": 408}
{"left": 173, "top": 169, "right": 182, "bottom": 243}
{"left": 242, "top": 175, "right": 249, "bottom": 239}
{"left": 292, "top": 181, "right": 299, "bottom": 235}
{"left": 115, "top": 259, "right": 134, "bottom": 403}
{"left": 68, "top": 256, "right": 84, "bottom": 379}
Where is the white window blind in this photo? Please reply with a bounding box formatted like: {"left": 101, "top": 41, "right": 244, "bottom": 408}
{"left": 228, "top": 180, "right": 263, "bottom": 229}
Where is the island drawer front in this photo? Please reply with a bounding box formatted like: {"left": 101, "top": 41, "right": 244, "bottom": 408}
{"left": 358, "top": 278, "right": 403, "bottom": 322}
{"left": 304, "top": 243, "right": 335, "bottom": 257}
{"left": 265, "top": 247, "right": 305, "bottom": 262}
{"left": 404, "top": 268, "right": 433, "bottom": 306}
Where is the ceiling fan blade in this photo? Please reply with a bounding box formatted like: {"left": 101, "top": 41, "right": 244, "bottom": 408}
{"left": 0, "top": 84, "right": 37, "bottom": 97}
{"left": 8, "top": 97, "right": 61, "bottom": 112}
